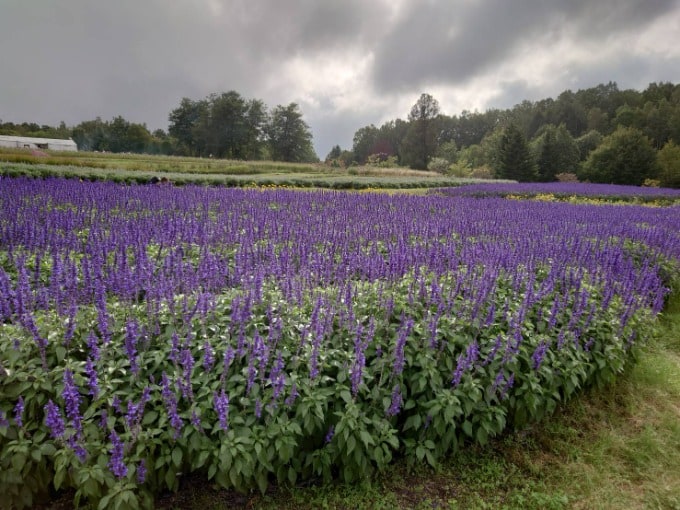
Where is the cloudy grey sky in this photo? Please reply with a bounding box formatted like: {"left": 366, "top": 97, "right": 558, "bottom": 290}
{"left": 2, "top": 0, "right": 679, "bottom": 158}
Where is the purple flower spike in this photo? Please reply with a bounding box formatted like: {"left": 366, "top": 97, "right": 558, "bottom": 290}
{"left": 386, "top": 384, "right": 403, "bottom": 417}
{"left": 62, "top": 369, "right": 82, "bottom": 434}
{"left": 136, "top": 459, "right": 147, "bottom": 484}
{"left": 214, "top": 390, "right": 230, "bottom": 432}
{"left": 324, "top": 425, "right": 335, "bottom": 444}
{"left": 531, "top": 342, "right": 548, "bottom": 371}
{"left": 44, "top": 400, "right": 65, "bottom": 439}
{"left": 108, "top": 430, "right": 128, "bottom": 479}
{"left": 14, "top": 397, "right": 24, "bottom": 428}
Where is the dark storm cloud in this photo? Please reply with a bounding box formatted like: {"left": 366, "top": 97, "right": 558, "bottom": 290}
{"left": 0, "top": 0, "right": 384, "bottom": 131}
{"left": 1, "top": 0, "right": 679, "bottom": 157}
{"left": 371, "top": 0, "right": 678, "bottom": 92}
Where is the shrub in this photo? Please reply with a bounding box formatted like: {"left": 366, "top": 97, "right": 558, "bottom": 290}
{"left": 427, "top": 157, "right": 450, "bottom": 174}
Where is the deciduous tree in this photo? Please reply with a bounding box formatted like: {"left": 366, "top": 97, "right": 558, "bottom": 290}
{"left": 267, "top": 103, "right": 317, "bottom": 162}
{"left": 580, "top": 126, "right": 659, "bottom": 185}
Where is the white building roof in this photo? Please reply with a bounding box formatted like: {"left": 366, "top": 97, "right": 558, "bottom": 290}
{"left": 0, "top": 135, "right": 77, "bottom": 146}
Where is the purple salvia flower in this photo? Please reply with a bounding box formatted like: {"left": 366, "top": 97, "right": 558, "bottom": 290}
{"left": 324, "top": 425, "right": 335, "bottom": 444}
{"left": 86, "top": 330, "right": 100, "bottom": 361}
{"left": 202, "top": 341, "right": 215, "bottom": 371}
{"left": 169, "top": 332, "right": 180, "bottom": 365}
{"left": 284, "top": 382, "right": 299, "bottom": 407}
{"left": 68, "top": 436, "right": 88, "bottom": 462}
{"left": 44, "top": 400, "right": 65, "bottom": 439}
{"left": 124, "top": 392, "right": 149, "bottom": 434}
{"left": 451, "top": 353, "right": 467, "bottom": 387}
{"left": 108, "top": 430, "right": 128, "bottom": 479}
{"left": 246, "top": 359, "right": 257, "bottom": 396}
{"left": 14, "top": 397, "right": 24, "bottom": 428}
{"left": 136, "top": 459, "right": 147, "bottom": 484}
{"left": 531, "top": 342, "right": 548, "bottom": 371}
{"left": 62, "top": 369, "right": 82, "bottom": 434}
{"left": 161, "top": 373, "right": 183, "bottom": 439}
{"left": 213, "top": 390, "right": 229, "bottom": 432}
{"left": 0, "top": 410, "right": 9, "bottom": 428}
{"left": 386, "top": 384, "right": 403, "bottom": 417}
{"left": 85, "top": 357, "right": 99, "bottom": 399}
{"left": 112, "top": 395, "right": 122, "bottom": 414}
{"left": 100, "top": 409, "right": 108, "bottom": 429}
{"left": 269, "top": 352, "right": 286, "bottom": 400}
{"left": 483, "top": 335, "right": 503, "bottom": 366}
{"left": 255, "top": 399, "right": 262, "bottom": 419}
{"left": 392, "top": 317, "right": 413, "bottom": 376}
{"left": 191, "top": 409, "right": 202, "bottom": 428}
{"left": 223, "top": 346, "right": 235, "bottom": 374}
{"left": 179, "top": 348, "right": 194, "bottom": 400}
{"left": 124, "top": 319, "right": 139, "bottom": 375}
{"left": 350, "top": 324, "right": 365, "bottom": 396}
{"left": 491, "top": 371, "right": 508, "bottom": 398}
{"left": 584, "top": 337, "right": 595, "bottom": 352}
{"left": 499, "top": 374, "right": 514, "bottom": 400}
{"left": 452, "top": 341, "right": 479, "bottom": 387}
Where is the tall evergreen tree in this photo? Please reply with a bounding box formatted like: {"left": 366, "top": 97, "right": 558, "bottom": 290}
{"left": 536, "top": 124, "right": 580, "bottom": 181}
{"left": 497, "top": 123, "right": 537, "bottom": 182}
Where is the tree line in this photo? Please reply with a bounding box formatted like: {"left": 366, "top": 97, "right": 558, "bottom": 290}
{"left": 2, "top": 81, "right": 679, "bottom": 186}
{"left": 0, "top": 91, "right": 317, "bottom": 163}
{"left": 334, "top": 81, "right": 680, "bottom": 187}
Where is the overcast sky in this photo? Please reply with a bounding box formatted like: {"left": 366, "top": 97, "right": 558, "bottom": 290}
{"left": 2, "top": 0, "right": 679, "bottom": 158}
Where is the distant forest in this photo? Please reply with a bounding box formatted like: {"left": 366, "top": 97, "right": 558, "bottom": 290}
{"left": 1, "top": 81, "right": 679, "bottom": 186}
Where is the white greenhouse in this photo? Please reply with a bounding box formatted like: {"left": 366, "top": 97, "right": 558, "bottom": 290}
{"left": 0, "top": 135, "right": 78, "bottom": 152}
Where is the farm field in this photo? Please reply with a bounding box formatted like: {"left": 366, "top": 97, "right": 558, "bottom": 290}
{"left": 0, "top": 176, "right": 679, "bottom": 509}
{"left": 0, "top": 149, "right": 495, "bottom": 190}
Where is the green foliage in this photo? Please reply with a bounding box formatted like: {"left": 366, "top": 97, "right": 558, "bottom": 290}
{"left": 267, "top": 103, "right": 318, "bottom": 163}
{"left": 658, "top": 141, "right": 680, "bottom": 188}
{"left": 580, "top": 126, "right": 659, "bottom": 185}
{"left": 534, "top": 124, "right": 580, "bottom": 181}
{"left": 426, "top": 157, "right": 450, "bottom": 174}
{"left": 497, "top": 124, "right": 537, "bottom": 182}
{"left": 401, "top": 94, "right": 441, "bottom": 170}
{"left": 0, "top": 258, "right": 662, "bottom": 508}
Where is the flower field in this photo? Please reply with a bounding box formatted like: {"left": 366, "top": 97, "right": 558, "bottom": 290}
{"left": 435, "top": 182, "right": 680, "bottom": 201}
{"left": 1, "top": 177, "right": 679, "bottom": 508}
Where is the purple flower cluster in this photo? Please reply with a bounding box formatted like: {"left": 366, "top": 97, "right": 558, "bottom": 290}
{"left": 436, "top": 182, "right": 680, "bottom": 199}
{"left": 108, "top": 430, "right": 128, "bottom": 479}
{"left": 44, "top": 400, "right": 65, "bottom": 439}
{"left": 213, "top": 390, "right": 230, "bottom": 432}
{"left": 14, "top": 397, "right": 24, "bottom": 428}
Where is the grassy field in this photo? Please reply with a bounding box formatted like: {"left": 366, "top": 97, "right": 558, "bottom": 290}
{"left": 0, "top": 148, "right": 503, "bottom": 189}
{"left": 152, "top": 293, "right": 680, "bottom": 510}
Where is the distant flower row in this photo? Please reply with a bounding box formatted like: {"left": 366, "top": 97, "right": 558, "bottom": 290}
{"left": 435, "top": 182, "right": 680, "bottom": 199}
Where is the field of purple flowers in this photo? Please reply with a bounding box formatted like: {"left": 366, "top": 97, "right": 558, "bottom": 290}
{"left": 1, "top": 177, "right": 679, "bottom": 508}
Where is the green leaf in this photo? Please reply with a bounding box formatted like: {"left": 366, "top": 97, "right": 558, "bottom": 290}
{"left": 462, "top": 420, "right": 473, "bottom": 437}
{"left": 359, "top": 430, "right": 375, "bottom": 447}
{"left": 346, "top": 435, "right": 356, "bottom": 455}
{"left": 172, "top": 447, "right": 182, "bottom": 468}
{"left": 11, "top": 454, "right": 26, "bottom": 471}
{"left": 164, "top": 468, "right": 176, "bottom": 489}
{"left": 55, "top": 346, "right": 67, "bottom": 362}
